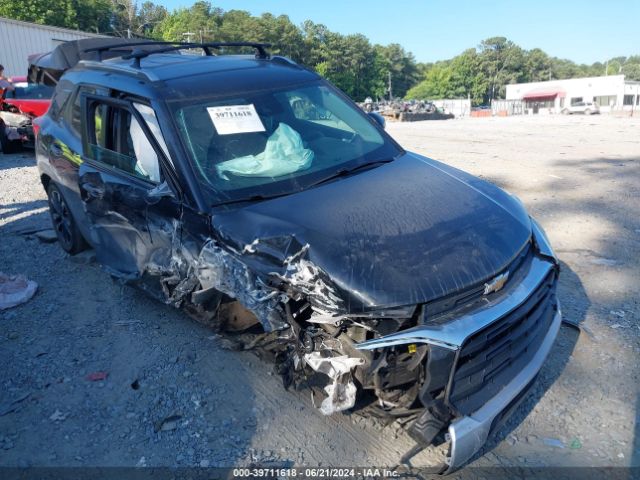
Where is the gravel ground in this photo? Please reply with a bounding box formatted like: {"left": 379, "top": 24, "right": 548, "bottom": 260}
{"left": 0, "top": 114, "right": 639, "bottom": 473}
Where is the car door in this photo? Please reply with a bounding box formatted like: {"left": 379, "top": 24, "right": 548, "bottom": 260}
{"left": 37, "top": 83, "right": 110, "bottom": 241}
{"left": 78, "top": 93, "right": 181, "bottom": 281}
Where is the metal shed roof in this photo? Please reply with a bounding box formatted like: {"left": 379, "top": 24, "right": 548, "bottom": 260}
{"left": 0, "top": 16, "right": 106, "bottom": 77}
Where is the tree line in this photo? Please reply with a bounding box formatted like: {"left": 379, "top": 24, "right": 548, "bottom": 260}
{"left": 407, "top": 37, "right": 640, "bottom": 105}
{"left": 1, "top": 0, "right": 638, "bottom": 104}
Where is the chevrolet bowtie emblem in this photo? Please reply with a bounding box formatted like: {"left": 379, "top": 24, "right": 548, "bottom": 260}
{"left": 484, "top": 271, "right": 509, "bottom": 295}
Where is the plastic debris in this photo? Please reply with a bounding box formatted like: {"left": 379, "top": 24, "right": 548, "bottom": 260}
{"left": 0, "top": 391, "right": 31, "bottom": 416}
{"left": 304, "top": 352, "right": 364, "bottom": 415}
{"left": 0, "top": 272, "right": 38, "bottom": 310}
{"left": 34, "top": 229, "right": 58, "bottom": 243}
{"left": 542, "top": 437, "right": 565, "bottom": 448}
{"left": 154, "top": 414, "right": 182, "bottom": 432}
{"left": 49, "top": 410, "right": 68, "bottom": 422}
{"left": 569, "top": 438, "right": 582, "bottom": 449}
{"left": 589, "top": 257, "right": 618, "bottom": 266}
{"left": 85, "top": 371, "right": 108, "bottom": 381}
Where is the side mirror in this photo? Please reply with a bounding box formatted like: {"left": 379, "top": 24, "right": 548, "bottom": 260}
{"left": 145, "top": 180, "right": 175, "bottom": 204}
{"left": 368, "top": 112, "right": 386, "bottom": 129}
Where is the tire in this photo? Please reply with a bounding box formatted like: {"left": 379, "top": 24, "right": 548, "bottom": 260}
{"left": 561, "top": 108, "right": 569, "bottom": 115}
{"left": 584, "top": 109, "right": 591, "bottom": 115}
{"left": 47, "top": 182, "right": 86, "bottom": 254}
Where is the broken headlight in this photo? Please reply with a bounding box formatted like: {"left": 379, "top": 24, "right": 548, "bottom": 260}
{"left": 358, "top": 305, "right": 418, "bottom": 336}
{"left": 530, "top": 217, "right": 557, "bottom": 263}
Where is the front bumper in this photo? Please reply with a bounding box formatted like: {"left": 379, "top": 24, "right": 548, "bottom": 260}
{"left": 445, "top": 306, "right": 561, "bottom": 472}
{"left": 356, "top": 253, "right": 560, "bottom": 472}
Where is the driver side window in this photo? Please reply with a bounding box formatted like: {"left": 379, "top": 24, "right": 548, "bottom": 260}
{"left": 86, "top": 100, "right": 161, "bottom": 183}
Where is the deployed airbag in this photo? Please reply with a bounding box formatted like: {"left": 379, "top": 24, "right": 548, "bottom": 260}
{"left": 216, "top": 123, "right": 313, "bottom": 179}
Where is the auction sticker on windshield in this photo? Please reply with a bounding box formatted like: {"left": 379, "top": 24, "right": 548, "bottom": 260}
{"left": 207, "top": 104, "right": 266, "bottom": 135}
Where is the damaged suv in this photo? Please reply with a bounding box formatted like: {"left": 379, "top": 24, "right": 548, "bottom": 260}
{"left": 33, "top": 39, "right": 560, "bottom": 472}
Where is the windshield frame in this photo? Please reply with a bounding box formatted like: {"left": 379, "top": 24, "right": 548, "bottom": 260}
{"left": 163, "top": 78, "right": 404, "bottom": 207}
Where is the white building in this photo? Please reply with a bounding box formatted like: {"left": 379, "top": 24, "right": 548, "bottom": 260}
{"left": 0, "top": 17, "right": 106, "bottom": 77}
{"left": 505, "top": 75, "right": 640, "bottom": 114}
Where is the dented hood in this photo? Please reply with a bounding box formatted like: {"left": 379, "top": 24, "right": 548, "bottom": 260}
{"left": 212, "top": 152, "right": 532, "bottom": 312}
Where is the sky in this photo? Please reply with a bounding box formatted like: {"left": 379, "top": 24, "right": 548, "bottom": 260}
{"left": 159, "top": 0, "right": 640, "bottom": 64}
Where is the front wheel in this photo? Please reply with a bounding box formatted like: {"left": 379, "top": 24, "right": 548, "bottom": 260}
{"left": 561, "top": 108, "right": 570, "bottom": 115}
{"left": 584, "top": 109, "right": 592, "bottom": 115}
{"left": 47, "top": 182, "right": 86, "bottom": 254}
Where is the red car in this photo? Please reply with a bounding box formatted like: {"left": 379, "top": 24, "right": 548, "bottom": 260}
{"left": 1, "top": 75, "right": 53, "bottom": 152}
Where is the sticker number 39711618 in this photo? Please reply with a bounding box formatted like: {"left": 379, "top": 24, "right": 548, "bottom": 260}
{"left": 207, "top": 104, "right": 266, "bottom": 135}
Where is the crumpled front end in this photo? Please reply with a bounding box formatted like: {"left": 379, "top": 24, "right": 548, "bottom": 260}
{"left": 101, "top": 188, "right": 559, "bottom": 473}
{"left": 184, "top": 220, "right": 559, "bottom": 473}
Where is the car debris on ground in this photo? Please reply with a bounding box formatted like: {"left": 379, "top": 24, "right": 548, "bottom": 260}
{"left": 0, "top": 272, "right": 38, "bottom": 310}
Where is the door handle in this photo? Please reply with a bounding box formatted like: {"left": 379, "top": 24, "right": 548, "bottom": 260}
{"left": 81, "top": 182, "right": 105, "bottom": 199}
{"left": 49, "top": 142, "right": 63, "bottom": 157}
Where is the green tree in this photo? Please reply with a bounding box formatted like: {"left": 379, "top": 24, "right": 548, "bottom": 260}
{"left": 405, "top": 64, "right": 453, "bottom": 99}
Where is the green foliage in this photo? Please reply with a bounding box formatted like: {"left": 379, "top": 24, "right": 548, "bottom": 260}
{"left": 0, "top": 0, "right": 111, "bottom": 32}
{"left": 408, "top": 37, "right": 640, "bottom": 105}
{"left": 1, "top": 1, "right": 639, "bottom": 102}
{"left": 148, "top": 8, "right": 418, "bottom": 101}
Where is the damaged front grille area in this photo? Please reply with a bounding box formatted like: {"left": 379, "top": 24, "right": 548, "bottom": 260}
{"left": 424, "top": 241, "right": 532, "bottom": 323}
{"left": 446, "top": 269, "right": 558, "bottom": 415}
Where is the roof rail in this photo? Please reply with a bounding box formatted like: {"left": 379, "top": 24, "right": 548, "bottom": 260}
{"left": 83, "top": 41, "right": 272, "bottom": 68}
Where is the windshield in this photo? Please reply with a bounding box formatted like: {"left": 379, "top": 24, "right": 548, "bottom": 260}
{"left": 170, "top": 81, "right": 400, "bottom": 204}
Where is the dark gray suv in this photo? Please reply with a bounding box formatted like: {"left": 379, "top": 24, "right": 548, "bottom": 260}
{"left": 31, "top": 38, "right": 560, "bottom": 473}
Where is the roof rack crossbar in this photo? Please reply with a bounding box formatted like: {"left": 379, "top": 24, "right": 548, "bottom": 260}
{"left": 202, "top": 42, "right": 272, "bottom": 59}
{"left": 83, "top": 41, "right": 272, "bottom": 65}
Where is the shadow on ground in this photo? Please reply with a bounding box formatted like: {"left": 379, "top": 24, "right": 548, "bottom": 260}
{"left": 0, "top": 150, "right": 34, "bottom": 171}
{"left": 0, "top": 210, "right": 259, "bottom": 468}
{"left": 477, "top": 155, "right": 640, "bottom": 468}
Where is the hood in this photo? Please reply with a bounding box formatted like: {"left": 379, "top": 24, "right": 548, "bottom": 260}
{"left": 212, "top": 152, "right": 532, "bottom": 312}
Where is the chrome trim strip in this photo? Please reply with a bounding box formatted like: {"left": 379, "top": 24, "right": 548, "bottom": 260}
{"left": 445, "top": 306, "right": 562, "bottom": 473}
{"left": 355, "top": 256, "right": 555, "bottom": 351}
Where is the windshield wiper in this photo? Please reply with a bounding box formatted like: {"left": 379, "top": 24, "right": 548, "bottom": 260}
{"left": 308, "top": 159, "right": 394, "bottom": 188}
{"left": 212, "top": 159, "right": 394, "bottom": 207}
{"left": 212, "top": 191, "right": 293, "bottom": 207}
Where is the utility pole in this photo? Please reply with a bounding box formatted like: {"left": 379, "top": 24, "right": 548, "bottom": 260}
{"left": 388, "top": 71, "right": 392, "bottom": 101}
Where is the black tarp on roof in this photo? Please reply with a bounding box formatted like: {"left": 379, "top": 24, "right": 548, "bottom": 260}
{"left": 27, "top": 38, "right": 174, "bottom": 85}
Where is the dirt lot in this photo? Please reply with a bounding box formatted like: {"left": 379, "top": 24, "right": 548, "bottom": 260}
{"left": 1, "top": 114, "right": 639, "bottom": 474}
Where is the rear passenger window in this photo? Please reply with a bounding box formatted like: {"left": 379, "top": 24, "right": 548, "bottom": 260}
{"left": 86, "top": 101, "right": 161, "bottom": 183}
